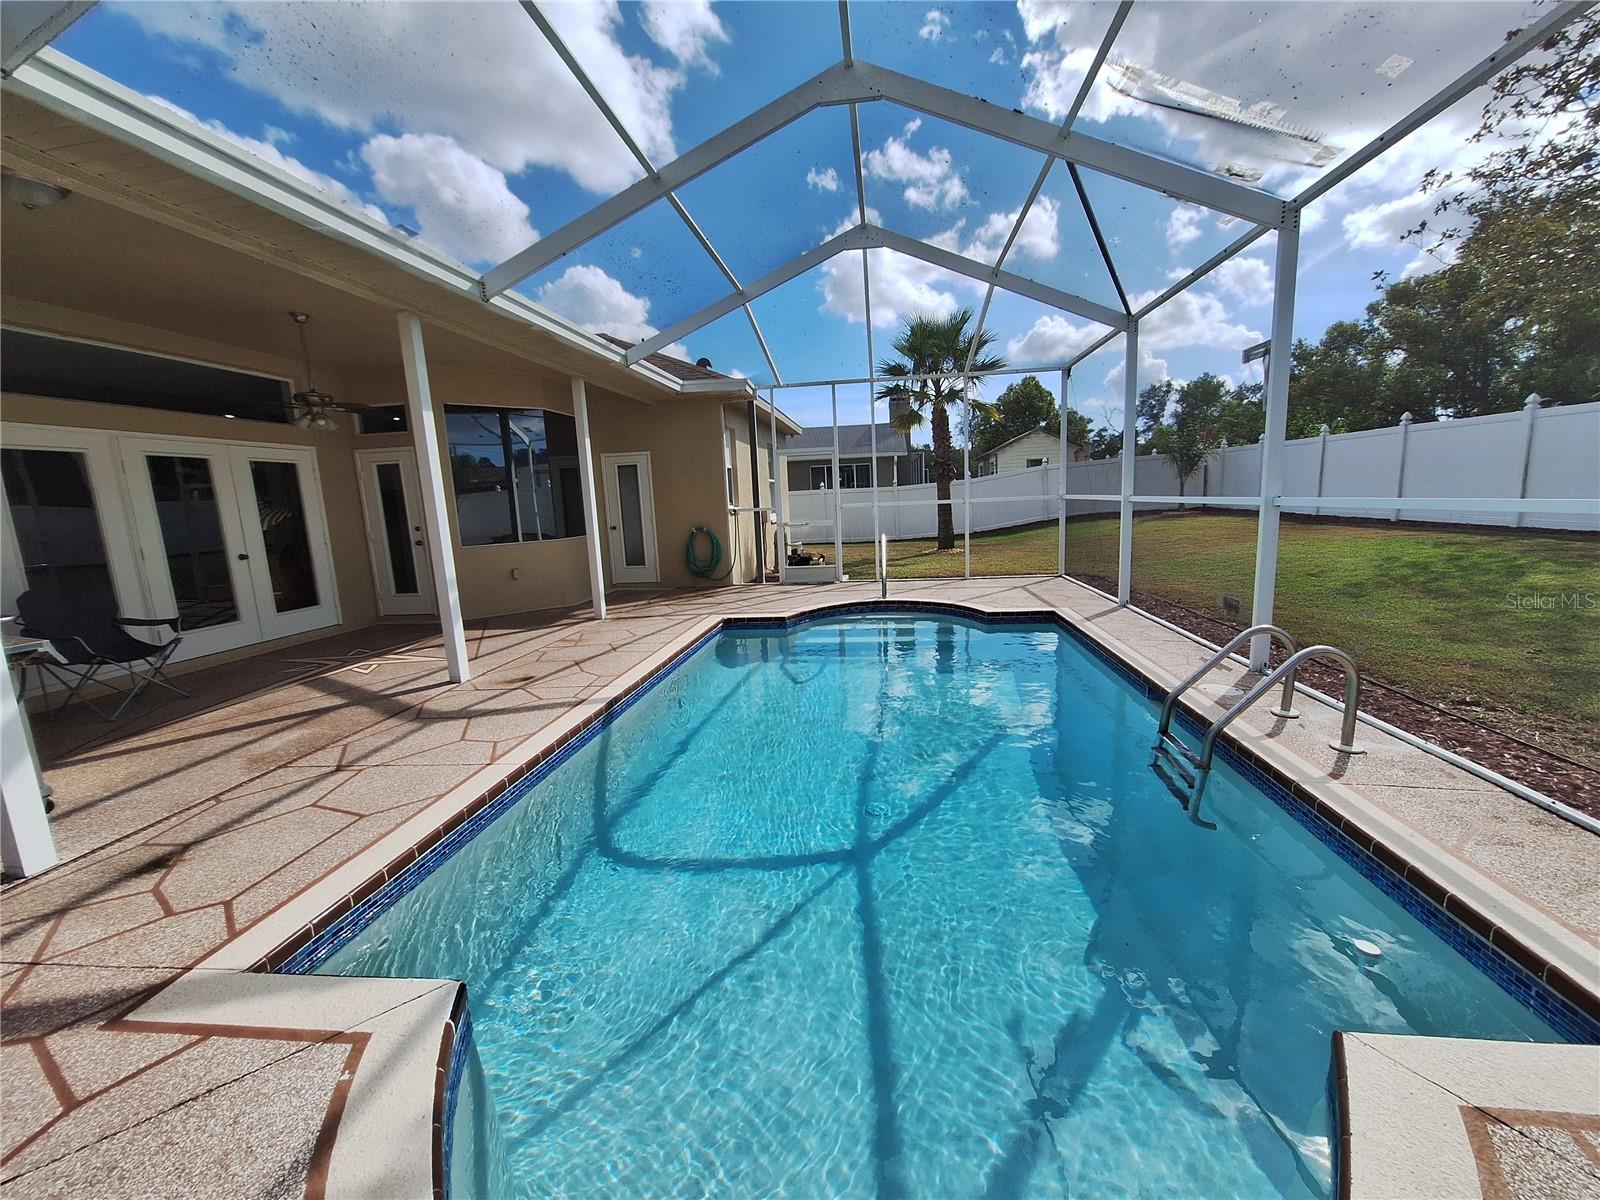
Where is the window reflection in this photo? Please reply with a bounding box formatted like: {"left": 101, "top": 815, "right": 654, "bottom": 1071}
{"left": 1, "top": 447, "right": 116, "bottom": 602}
{"left": 445, "top": 407, "right": 584, "bottom": 546}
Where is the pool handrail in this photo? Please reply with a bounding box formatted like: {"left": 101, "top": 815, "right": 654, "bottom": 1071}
{"left": 1153, "top": 623, "right": 1300, "bottom": 747}
{"left": 1198, "top": 645, "right": 1365, "bottom": 773}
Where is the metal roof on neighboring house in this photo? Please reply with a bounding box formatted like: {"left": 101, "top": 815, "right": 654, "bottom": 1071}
{"left": 781, "top": 422, "right": 911, "bottom": 458}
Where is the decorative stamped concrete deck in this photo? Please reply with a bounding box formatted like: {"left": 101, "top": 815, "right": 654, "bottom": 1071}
{"left": 2, "top": 578, "right": 1596, "bottom": 1198}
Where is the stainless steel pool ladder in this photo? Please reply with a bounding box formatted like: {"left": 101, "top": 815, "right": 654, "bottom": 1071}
{"left": 1151, "top": 625, "right": 1365, "bottom": 828}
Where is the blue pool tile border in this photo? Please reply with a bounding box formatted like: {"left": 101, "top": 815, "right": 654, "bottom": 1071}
{"left": 268, "top": 600, "right": 1599, "bottom": 1046}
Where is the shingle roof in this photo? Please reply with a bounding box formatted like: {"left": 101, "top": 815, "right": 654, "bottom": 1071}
{"left": 978, "top": 427, "right": 1082, "bottom": 459}
{"left": 599, "top": 334, "right": 730, "bottom": 381}
{"left": 782, "top": 422, "right": 911, "bottom": 457}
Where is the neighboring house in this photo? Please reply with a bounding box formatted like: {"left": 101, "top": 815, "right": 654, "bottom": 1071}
{"left": 974, "top": 428, "right": 1087, "bottom": 476}
{"left": 781, "top": 422, "right": 922, "bottom": 491}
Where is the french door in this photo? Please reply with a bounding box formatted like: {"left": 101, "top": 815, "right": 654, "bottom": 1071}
{"left": 602, "top": 452, "right": 659, "bottom": 584}
{"left": 119, "top": 438, "right": 340, "bottom": 658}
{"left": 355, "top": 449, "right": 435, "bottom": 616}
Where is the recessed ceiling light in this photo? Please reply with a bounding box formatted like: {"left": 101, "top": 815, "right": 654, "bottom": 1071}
{"left": 225, "top": 413, "right": 237, "bottom": 419}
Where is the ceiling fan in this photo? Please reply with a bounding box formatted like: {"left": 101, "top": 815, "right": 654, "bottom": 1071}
{"left": 287, "top": 311, "right": 399, "bottom": 431}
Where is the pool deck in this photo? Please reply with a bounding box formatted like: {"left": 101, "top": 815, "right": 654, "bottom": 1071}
{"left": 3, "top": 577, "right": 1596, "bottom": 1198}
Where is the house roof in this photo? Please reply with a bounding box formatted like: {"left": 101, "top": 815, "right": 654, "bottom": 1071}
{"left": 978, "top": 426, "right": 1081, "bottom": 460}
{"left": 598, "top": 335, "right": 730, "bottom": 382}
{"left": 782, "top": 422, "right": 911, "bottom": 458}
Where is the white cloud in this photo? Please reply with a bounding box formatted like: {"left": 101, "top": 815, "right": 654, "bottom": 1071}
{"left": 1166, "top": 204, "right": 1204, "bottom": 251}
{"left": 262, "top": 125, "right": 293, "bottom": 147}
{"left": 806, "top": 166, "right": 840, "bottom": 193}
{"left": 1006, "top": 314, "right": 1102, "bottom": 363}
{"left": 121, "top": 1, "right": 692, "bottom": 194}
{"left": 966, "top": 194, "right": 1061, "bottom": 263}
{"left": 818, "top": 209, "right": 967, "bottom": 329}
{"left": 1135, "top": 288, "right": 1262, "bottom": 354}
{"left": 1211, "top": 256, "right": 1273, "bottom": 306}
{"left": 537, "top": 264, "right": 658, "bottom": 342}
{"left": 989, "top": 48, "right": 1007, "bottom": 65}
{"left": 862, "top": 119, "right": 968, "bottom": 211}
{"left": 361, "top": 133, "right": 537, "bottom": 265}
{"left": 1342, "top": 191, "right": 1433, "bottom": 252}
{"left": 640, "top": 0, "right": 728, "bottom": 70}
{"left": 919, "top": 9, "right": 950, "bottom": 40}
{"left": 145, "top": 96, "right": 386, "bottom": 224}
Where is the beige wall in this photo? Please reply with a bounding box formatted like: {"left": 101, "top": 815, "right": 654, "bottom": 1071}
{"left": 985, "top": 429, "right": 1070, "bottom": 475}
{"left": 1, "top": 303, "right": 382, "bottom": 640}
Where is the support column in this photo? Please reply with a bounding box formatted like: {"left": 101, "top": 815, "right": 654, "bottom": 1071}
{"left": 0, "top": 668, "right": 56, "bottom": 878}
{"left": 830, "top": 383, "right": 844, "bottom": 580}
{"left": 963, "top": 382, "right": 972, "bottom": 579}
{"left": 769, "top": 388, "right": 786, "bottom": 580}
{"left": 1117, "top": 322, "right": 1139, "bottom": 603}
{"left": 1249, "top": 217, "right": 1301, "bottom": 670}
{"left": 1514, "top": 392, "right": 1542, "bottom": 529}
{"left": 1392, "top": 410, "right": 1413, "bottom": 522}
{"left": 1058, "top": 366, "right": 1069, "bottom": 577}
{"left": 746, "top": 395, "right": 765, "bottom": 584}
{"left": 571, "top": 377, "right": 606, "bottom": 620}
{"left": 397, "top": 312, "right": 470, "bottom": 684}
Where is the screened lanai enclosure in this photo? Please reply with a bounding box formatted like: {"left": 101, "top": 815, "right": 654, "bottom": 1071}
{"left": 466, "top": 0, "right": 1592, "bottom": 669}
{"left": 10, "top": 0, "right": 1597, "bottom": 671}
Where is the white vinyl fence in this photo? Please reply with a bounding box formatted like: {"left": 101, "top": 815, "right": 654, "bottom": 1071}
{"left": 785, "top": 400, "right": 1600, "bottom": 544}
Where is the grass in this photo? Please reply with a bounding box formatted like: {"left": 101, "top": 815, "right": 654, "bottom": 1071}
{"left": 815, "top": 511, "right": 1600, "bottom": 757}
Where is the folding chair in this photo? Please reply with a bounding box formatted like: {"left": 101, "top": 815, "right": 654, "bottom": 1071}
{"left": 13, "top": 586, "right": 189, "bottom": 720}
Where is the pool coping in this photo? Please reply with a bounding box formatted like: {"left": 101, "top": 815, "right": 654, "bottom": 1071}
{"left": 131, "top": 595, "right": 1600, "bottom": 1197}
{"left": 1332, "top": 1032, "right": 1600, "bottom": 1198}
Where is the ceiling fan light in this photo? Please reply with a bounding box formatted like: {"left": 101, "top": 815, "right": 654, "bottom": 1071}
{"left": 312, "top": 411, "right": 337, "bottom": 431}
{"left": 294, "top": 412, "right": 314, "bottom": 431}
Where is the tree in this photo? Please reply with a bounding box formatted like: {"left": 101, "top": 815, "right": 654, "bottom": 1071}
{"left": 1151, "top": 374, "right": 1229, "bottom": 494}
{"left": 878, "top": 309, "right": 1005, "bottom": 550}
{"left": 970, "top": 374, "right": 1059, "bottom": 459}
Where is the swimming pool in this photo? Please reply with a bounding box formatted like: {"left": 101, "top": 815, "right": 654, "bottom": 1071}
{"left": 316, "top": 613, "right": 1567, "bottom": 1197}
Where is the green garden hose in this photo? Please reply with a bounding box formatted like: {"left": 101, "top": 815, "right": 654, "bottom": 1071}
{"left": 686, "top": 524, "right": 734, "bottom": 580}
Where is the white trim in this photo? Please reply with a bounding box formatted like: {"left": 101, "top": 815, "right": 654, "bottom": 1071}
{"left": 570, "top": 378, "right": 607, "bottom": 620}
{"left": 353, "top": 448, "right": 437, "bottom": 618}
{"left": 397, "top": 313, "right": 469, "bottom": 684}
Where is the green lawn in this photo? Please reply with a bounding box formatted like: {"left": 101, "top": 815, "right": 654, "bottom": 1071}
{"left": 820, "top": 512, "right": 1600, "bottom": 758}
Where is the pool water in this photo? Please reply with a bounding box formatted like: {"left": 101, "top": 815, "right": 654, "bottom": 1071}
{"left": 324, "top": 615, "right": 1560, "bottom": 1198}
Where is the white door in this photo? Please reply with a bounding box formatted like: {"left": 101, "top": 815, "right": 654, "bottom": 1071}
{"left": 602, "top": 452, "right": 659, "bottom": 584}
{"left": 355, "top": 449, "right": 435, "bottom": 616}
{"left": 120, "top": 438, "right": 339, "bottom": 658}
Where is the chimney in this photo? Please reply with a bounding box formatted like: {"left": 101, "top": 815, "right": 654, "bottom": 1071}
{"left": 888, "top": 396, "right": 910, "bottom": 428}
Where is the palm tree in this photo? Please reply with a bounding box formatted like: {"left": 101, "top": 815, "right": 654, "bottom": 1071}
{"left": 877, "top": 308, "right": 1006, "bottom": 550}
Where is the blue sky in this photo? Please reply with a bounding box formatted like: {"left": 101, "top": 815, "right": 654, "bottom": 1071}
{"left": 55, "top": 0, "right": 1535, "bottom": 433}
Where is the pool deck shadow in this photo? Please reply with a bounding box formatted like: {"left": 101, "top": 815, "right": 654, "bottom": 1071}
{"left": 1, "top": 578, "right": 1595, "bottom": 1197}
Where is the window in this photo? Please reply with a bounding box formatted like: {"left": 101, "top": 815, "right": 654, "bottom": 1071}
{"left": 840, "top": 462, "right": 873, "bottom": 489}
{"left": 809, "top": 465, "right": 831, "bottom": 490}
{"left": 1, "top": 447, "right": 116, "bottom": 600}
{"left": 1, "top": 329, "right": 290, "bottom": 423}
{"left": 723, "top": 428, "right": 735, "bottom": 505}
{"left": 444, "top": 407, "right": 584, "bottom": 546}
{"left": 358, "top": 406, "right": 408, "bottom": 434}
{"left": 1026, "top": 457, "right": 1048, "bottom": 468}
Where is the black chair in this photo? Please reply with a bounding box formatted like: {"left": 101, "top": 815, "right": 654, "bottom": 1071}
{"left": 13, "top": 586, "right": 189, "bottom": 720}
